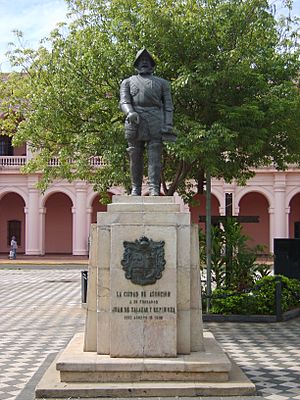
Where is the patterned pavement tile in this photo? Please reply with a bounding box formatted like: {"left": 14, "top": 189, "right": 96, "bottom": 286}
{"left": 205, "top": 319, "right": 300, "bottom": 400}
{"left": 0, "top": 268, "right": 85, "bottom": 400}
{"left": 0, "top": 267, "right": 299, "bottom": 400}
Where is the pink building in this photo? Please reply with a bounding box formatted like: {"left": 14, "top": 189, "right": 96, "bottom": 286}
{"left": 0, "top": 135, "right": 300, "bottom": 255}
{"left": 191, "top": 168, "right": 300, "bottom": 253}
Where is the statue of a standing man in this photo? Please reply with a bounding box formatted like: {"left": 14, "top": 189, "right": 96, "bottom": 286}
{"left": 120, "top": 48, "right": 175, "bottom": 196}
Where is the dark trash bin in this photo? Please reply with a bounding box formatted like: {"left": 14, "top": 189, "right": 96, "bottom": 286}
{"left": 274, "top": 239, "right": 300, "bottom": 280}
{"left": 81, "top": 270, "right": 88, "bottom": 303}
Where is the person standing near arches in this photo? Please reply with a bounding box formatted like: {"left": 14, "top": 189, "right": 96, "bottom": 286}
{"left": 10, "top": 236, "right": 18, "bottom": 259}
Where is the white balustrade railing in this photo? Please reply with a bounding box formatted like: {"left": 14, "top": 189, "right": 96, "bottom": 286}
{"left": 0, "top": 155, "right": 106, "bottom": 170}
{"left": 0, "top": 156, "right": 27, "bottom": 168}
{"left": 88, "top": 156, "right": 106, "bottom": 167}
{"left": 48, "top": 158, "right": 60, "bottom": 166}
{"left": 48, "top": 156, "right": 106, "bottom": 167}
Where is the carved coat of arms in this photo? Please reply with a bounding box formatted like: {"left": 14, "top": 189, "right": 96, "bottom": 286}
{"left": 121, "top": 236, "right": 166, "bottom": 285}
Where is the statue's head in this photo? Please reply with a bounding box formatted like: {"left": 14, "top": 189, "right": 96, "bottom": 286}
{"left": 134, "top": 48, "right": 155, "bottom": 75}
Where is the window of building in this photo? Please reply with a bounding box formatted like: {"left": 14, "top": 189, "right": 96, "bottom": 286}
{"left": 7, "top": 220, "right": 21, "bottom": 246}
{"left": 0, "top": 135, "right": 13, "bottom": 156}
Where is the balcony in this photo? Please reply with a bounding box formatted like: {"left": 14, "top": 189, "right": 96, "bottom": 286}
{"left": 48, "top": 156, "right": 106, "bottom": 167}
{"left": 0, "top": 155, "right": 106, "bottom": 170}
{"left": 0, "top": 156, "right": 27, "bottom": 169}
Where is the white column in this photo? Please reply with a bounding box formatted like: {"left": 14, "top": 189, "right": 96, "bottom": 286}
{"left": 25, "top": 187, "right": 41, "bottom": 255}
{"left": 286, "top": 206, "right": 290, "bottom": 238}
{"left": 219, "top": 206, "right": 225, "bottom": 216}
{"left": 233, "top": 188, "right": 239, "bottom": 216}
{"left": 73, "top": 183, "right": 88, "bottom": 255}
{"left": 86, "top": 207, "right": 92, "bottom": 258}
{"left": 72, "top": 206, "right": 76, "bottom": 255}
{"left": 39, "top": 207, "right": 46, "bottom": 255}
{"left": 24, "top": 207, "right": 28, "bottom": 254}
{"left": 26, "top": 142, "right": 33, "bottom": 160}
{"left": 273, "top": 173, "right": 287, "bottom": 239}
{"left": 87, "top": 207, "right": 92, "bottom": 231}
{"left": 268, "top": 207, "right": 275, "bottom": 253}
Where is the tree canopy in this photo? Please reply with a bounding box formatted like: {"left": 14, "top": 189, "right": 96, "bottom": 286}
{"left": 1, "top": 0, "right": 299, "bottom": 201}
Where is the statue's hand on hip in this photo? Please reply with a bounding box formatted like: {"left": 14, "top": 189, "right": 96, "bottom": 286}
{"left": 126, "top": 112, "right": 140, "bottom": 125}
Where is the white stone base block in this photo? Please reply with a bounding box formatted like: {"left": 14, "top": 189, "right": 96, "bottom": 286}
{"left": 84, "top": 196, "right": 204, "bottom": 358}
{"left": 35, "top": 332, "right": 256, "bottom": 398}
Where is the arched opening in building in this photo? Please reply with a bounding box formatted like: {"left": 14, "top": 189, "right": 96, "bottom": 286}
{"left": 0, "top": 192, "right": 25, "bottom": 254}
{"left": 189, "top": 193, "right": 220, "bottom": 232}
{"left": 238, "top": 192, "right": 270, "bottom": 252}
{"left": 91, "top": 192, "right": 113, "bottom": 223}
{"left": 289, "top": 193, "right": 300, "bottom": 238}
{"left": 44, "top": 192, "right": 73, "bottom": 254}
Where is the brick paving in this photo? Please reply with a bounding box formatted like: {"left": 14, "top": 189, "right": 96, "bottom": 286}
{"left": 0, "top": 266, "right": 299, "bottom": 400}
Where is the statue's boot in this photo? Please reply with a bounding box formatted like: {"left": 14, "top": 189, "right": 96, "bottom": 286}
{"left": 127, "top": 145, "right": 144, "bottom": 196}
{"left": 148, "top": 141, "right": 162, "bottom": 196}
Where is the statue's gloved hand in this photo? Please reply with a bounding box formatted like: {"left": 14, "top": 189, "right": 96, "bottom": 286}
{"left": 161, "top": 124, "right": 173, "bottom": 133}
{"left": 126, "top": 112, "right": 140, "bottom": 124}
{"left": 161, "top": 124, "right": 176, "bottom": 142}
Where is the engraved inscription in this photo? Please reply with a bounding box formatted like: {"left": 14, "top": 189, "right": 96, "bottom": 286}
{"left": 112, "top": 290, "right": 176, "bottom": 321}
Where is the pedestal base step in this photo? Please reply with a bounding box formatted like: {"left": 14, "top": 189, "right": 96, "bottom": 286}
{"left": 57, "top": 332, "right": 231, "bottom": 383}
{"left": 36, "top": 356, "right": 255, "bottom": 398}
{"left": 35, "top": 333, "right": 255, "bottom": 398}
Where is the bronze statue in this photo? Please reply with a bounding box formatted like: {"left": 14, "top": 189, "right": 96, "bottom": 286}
{"left": 120, "top": 48, "right": 175, "bottom": 196}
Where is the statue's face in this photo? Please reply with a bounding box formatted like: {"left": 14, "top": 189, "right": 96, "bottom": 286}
{"left": 136, "top": 55, "right": 153, "bottom": 75}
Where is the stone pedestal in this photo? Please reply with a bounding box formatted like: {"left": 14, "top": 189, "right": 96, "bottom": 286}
{"left": 85, "top": 196, "right": 203, "bottom": 357}
{"left": 35, "top": 196, "right": 255, "bottom": 398}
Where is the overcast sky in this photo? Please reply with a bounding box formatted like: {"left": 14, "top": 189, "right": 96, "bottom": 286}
{"left": 0, "top": 0, "right": 299, "bottom": 72}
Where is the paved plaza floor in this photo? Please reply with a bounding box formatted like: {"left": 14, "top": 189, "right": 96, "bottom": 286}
{"left": 0, "top": 265, "right": 299, "bottom": 400}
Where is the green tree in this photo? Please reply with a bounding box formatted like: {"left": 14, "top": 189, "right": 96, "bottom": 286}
{"left": 1, "top": 0, "right": 299, "bottom": 199}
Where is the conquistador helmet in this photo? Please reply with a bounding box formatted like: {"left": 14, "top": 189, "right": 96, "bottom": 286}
{"left": 133, "top": 48, "right": 156, "bottom": 68}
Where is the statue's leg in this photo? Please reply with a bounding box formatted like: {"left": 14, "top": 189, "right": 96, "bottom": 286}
{"left": 147, "top": 140, "right": 162, "bottom": 196}
{"left": 127, "top": 140, "right": 144, "bottom": 196}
